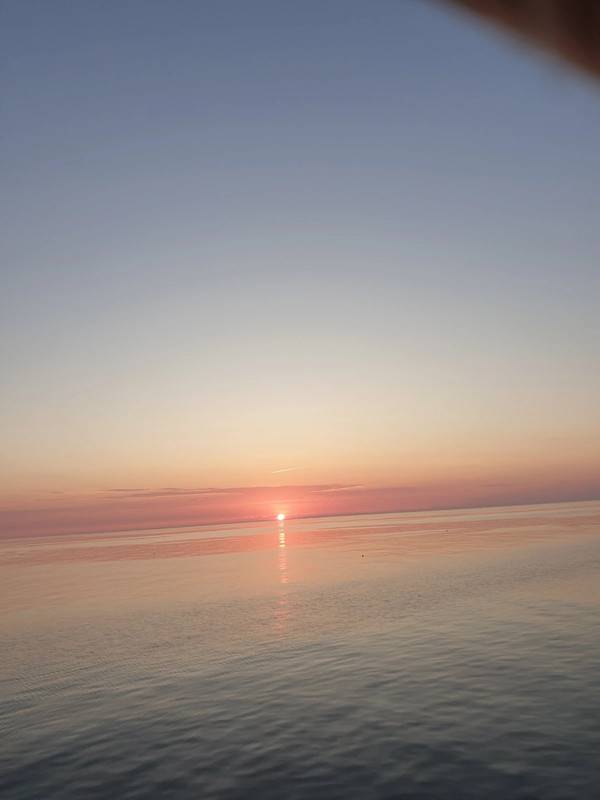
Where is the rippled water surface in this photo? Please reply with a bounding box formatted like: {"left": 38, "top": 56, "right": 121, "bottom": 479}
{"left": 2, "top": 502, "right": 600, "bottom": 799}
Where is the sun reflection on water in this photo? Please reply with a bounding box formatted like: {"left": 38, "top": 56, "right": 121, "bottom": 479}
{"left": 275, "top": 519, "right": 290, "bottom": 634}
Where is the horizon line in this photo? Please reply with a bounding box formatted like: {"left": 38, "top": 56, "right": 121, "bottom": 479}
{"left": 4, "top": 495, "right": 599, "bottom": 541}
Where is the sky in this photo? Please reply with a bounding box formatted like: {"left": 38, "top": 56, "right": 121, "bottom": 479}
{"left": 1, "top": 0, "right": 599, "bottom": 536}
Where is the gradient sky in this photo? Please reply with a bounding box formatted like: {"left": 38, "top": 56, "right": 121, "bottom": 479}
{"left": 1, "top": 0, "right": 599, "bottom": 536}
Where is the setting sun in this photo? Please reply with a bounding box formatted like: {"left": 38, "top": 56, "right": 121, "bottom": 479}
{"left": 277, "top": 513, "right": 285, "bottom": 521}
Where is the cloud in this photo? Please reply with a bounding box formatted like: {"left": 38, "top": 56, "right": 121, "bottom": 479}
{"left": 313, "top": 484, "right": 366, "bottom": 493}
{"left": 272, "top": 466, "right": 310, "bottom": 474}
{"left": 104, "top": 487, "right": 240, "bottom": 499}
{"left": 103, "top": 488, "right": 149, "bottom": 493}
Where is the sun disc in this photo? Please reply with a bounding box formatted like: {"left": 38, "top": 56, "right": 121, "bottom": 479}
{"left": 277, "top": 513, "right": 285, "bottom": 521}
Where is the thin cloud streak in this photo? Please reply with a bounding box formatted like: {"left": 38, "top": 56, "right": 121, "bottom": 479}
{"left": 105, "top": 487, "right": 241, "bottom": 499}
{"left": 313, "top": 484, "right": 366, "bottom": 493}
{"left": 272, "top": 466, "right": 310, "bottom": 474}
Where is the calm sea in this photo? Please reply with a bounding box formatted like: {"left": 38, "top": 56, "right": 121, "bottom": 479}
{"left": 1, "top": 501, "right": 599, "bottom": 799}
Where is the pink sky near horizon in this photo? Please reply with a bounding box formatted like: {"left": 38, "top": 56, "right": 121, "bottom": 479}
{"left": 2, "top": 467, "right": 599, "bottom": 538}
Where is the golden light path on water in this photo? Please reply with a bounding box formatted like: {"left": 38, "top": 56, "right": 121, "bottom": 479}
{"left": 276, "top": 517, "right": 290, "bottom": 634}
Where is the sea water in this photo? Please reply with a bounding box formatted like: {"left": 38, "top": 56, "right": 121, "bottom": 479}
{"left": 1, "top": 502, "right": 599, "bottom": 799}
